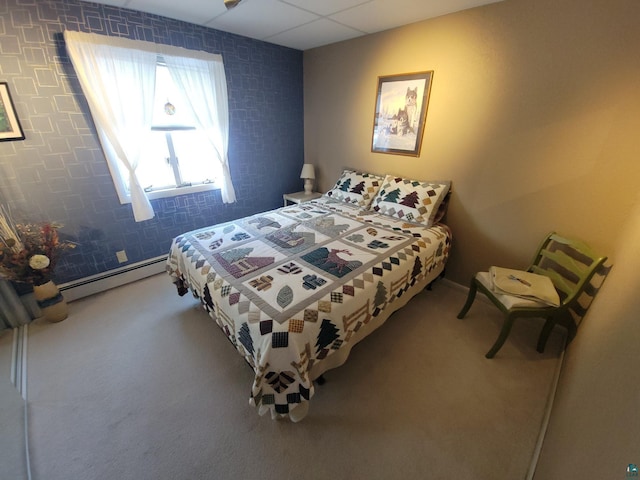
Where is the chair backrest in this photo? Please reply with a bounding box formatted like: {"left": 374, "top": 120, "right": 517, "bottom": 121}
{"left": 527, "top": 232, "right": 608, "bottom": 310}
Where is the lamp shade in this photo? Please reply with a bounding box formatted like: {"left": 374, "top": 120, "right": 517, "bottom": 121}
{"left": 300, "top": 163, "right": 315, "bottom": 179}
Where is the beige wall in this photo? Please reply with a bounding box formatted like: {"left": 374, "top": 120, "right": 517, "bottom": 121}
{"left": 304, "top": 0, "right": 640, "bottom": 477}
{"left": 304, "top": 0, "right": 640, "bottom": 286}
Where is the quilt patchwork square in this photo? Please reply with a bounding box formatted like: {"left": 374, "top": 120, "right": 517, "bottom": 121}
{"left": 301, "top": 240, "right": 376, "bottom": 279}
{"left": 242, "top": 212, "right": 297, "bottom": 234}
{"left": 342, "top": 226, "right": 409, "bottom": 253}
{"left": 305, "top": 214, "right": 362, "bottom": 237}
{"left": 191, "top": 224, "right": 254, "bottom": 252}
{"left": 213, "top": 240, "right": 286, "bottom": 279}
{"left": 280, "top": 203, "right": 328, "bottom": 220}
{"left": 244, "top": 261, "right": 330, "bottom": 312}
{"left": 265, "top": 223, "right": 329, "bottom": 255}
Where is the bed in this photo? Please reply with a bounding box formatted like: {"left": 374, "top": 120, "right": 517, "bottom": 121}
{"left": 166, "top": 170, "right": 452, "bottom": 421}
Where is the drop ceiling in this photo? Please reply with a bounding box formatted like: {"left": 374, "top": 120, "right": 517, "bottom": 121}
{"left": 87, "top": 0, "right": 504, "bottom": 51}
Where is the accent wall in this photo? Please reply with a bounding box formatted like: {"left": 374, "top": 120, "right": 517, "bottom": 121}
{"left": 0, "top": 0, "right": 304, "bottom": 285}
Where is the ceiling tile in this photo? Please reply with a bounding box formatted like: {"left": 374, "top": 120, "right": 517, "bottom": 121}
{"left": 128, "top": 0, "right": 227, "bottom": 25}
{"left": 331, "top": 0, "right": 502, "bottom": 34}
{"left": 267, "top": 18, "right": 365, "bottom": 50}
{"left": 281, "top": 0, "right": 374, "bottom": 17}
{"left": 206, "top": 0, "right": 319, "bottom": 40}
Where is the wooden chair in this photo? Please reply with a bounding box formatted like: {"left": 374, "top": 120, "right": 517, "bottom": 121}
{"left": 457, "top": 232, "right": 608, "bottom": 358}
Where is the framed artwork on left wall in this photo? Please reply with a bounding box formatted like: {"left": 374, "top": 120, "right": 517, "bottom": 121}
{"left": 0, "top": 82, "right": 25, "bottom": 142}
{"left": 371, "top": 71, "right": 433, "bottom": 156}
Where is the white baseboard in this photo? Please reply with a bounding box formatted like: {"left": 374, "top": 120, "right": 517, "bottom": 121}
{"left": 57, "top": 255, "right": 167, "bottom": 302}
{"left": 10, "top": 327, "right": 27, "bottom": 397}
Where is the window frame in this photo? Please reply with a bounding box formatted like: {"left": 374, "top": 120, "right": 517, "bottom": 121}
{"left": 137, "top": 63, "right": 224, "bottom": 198}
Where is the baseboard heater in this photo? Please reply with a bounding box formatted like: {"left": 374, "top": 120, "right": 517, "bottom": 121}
{"left": 57, "top": 255, "right": 168, "bottom": 302}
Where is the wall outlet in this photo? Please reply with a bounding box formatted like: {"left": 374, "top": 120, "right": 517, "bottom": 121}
{"left": 116, "top": 250, "right": 128, "bottom": 263}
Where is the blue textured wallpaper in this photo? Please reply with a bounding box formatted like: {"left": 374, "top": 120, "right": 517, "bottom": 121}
{"left": 0, "top": 0, "right": 304, "bottom": 284}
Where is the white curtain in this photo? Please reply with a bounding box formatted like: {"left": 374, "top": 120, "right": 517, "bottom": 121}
{"left": 64, "top": 31, "right": 237, "bottom": 218}
{"left": 64, "top": 31, "right": 157, "bottom": 222}
{"left": 163, "top": 54, "right": 236, "bottom": 203}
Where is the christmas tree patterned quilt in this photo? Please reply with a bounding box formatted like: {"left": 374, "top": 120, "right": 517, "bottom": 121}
{"left": 166, "top": 196, "right": 451, "bottom": 421}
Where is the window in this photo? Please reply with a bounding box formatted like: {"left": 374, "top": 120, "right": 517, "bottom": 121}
{"left": 135, "top": 64, "right": 222, "bottom": 196}
{"left": 64, "top": 31, "right": 237, "bottom": 222}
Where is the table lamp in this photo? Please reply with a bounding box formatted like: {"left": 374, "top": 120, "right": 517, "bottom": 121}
{"left": 300, "top": 163, "right": 315, "bottom": 195}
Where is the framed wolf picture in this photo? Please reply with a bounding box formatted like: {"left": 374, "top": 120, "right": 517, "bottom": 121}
{"left": 371, "top": 71, "right": 433, "bottom": 156}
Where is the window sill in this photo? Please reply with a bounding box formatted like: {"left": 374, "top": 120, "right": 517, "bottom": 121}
{"left": 145, "top": 183, "right": 220, "bottom": 200}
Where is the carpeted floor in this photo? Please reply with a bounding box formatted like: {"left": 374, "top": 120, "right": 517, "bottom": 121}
{"left": 24, "top": 274, "right": 564, "bottom": 480}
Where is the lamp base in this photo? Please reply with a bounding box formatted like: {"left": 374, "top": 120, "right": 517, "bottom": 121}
{"left": 303, "top": 178, "right": 314, "bottom": 195}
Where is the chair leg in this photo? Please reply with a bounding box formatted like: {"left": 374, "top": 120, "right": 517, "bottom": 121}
{"left": 486, "top": 316, "right": 516, "bottom": 359}
{"left": 537, "top": 313, "right": 577, "bottom": 352}
{"left": 537, "top": 318, "right": 555, "bottom": 353}
{"left": 457, "top": 277, "right": 478, "bottom": 319}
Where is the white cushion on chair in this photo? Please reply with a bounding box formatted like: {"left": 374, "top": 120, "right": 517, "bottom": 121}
{"left": 489, "top": 266, "right": 560, "bottom": 306}
{"left": 476, "top": 272, "right": 550, "bottom": 309}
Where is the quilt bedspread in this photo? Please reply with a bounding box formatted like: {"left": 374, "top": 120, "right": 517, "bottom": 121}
{"left": 166, "top": 197, "right": 451, "bottom": 420}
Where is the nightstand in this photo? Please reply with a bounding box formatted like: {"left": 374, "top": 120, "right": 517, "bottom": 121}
{"left": 283, "top": 191, "right": 323, "bottom": 206}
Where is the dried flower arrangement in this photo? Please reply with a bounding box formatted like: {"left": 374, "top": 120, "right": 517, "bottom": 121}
{"left": 0, "top": 206, "right": 76, "bottom": 286}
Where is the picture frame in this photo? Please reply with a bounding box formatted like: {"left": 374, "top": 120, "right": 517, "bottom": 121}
{"left": 371, "top": 71, "right": 433, "bottom": 156}
{"left": 0, "top": 82, "right": 25, "bottom": 142}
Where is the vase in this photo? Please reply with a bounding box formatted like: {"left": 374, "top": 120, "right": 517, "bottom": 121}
{"left": 33, "top": 280, "right": 68, "bottom": 323}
